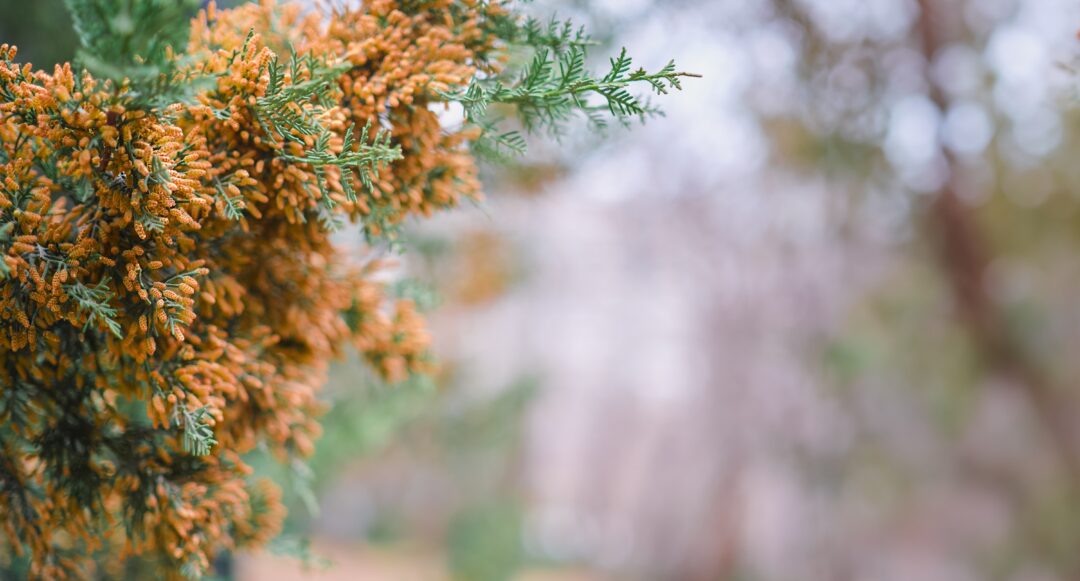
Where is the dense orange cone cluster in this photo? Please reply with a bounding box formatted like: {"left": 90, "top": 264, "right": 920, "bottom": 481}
{"left": 0, "top": 0, "right": 508, "bottom": 577}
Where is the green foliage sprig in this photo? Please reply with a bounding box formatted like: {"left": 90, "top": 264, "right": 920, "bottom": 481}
{"left": 67, "top": 278, "right": 123, "bottom": 338}
{"left": 254, "top": 51, "right": 404, "bottom": 233}
{"left": 446, "top": 16, "right": 699, "bottom": 159}
{"left": 176, "top": 404, "right": 218, "bottom": 457}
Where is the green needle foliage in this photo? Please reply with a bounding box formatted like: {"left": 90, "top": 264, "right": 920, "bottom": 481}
{"left": 66, "top": 278, "right": 123, "bottom": 338}
{"left": 65, "top": 0, "right": 205, "bottom": 106}
{"left": 448, "top": 13, "right": 699, "bottom": 152}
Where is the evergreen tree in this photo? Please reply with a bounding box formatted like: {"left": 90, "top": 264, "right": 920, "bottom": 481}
{"left": 0, "top": 0, "right": 694, "bottom": 578}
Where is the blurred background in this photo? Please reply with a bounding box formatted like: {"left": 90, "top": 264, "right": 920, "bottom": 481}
{"left": 6, "top": 0, "right": 1080, "bottom": 579}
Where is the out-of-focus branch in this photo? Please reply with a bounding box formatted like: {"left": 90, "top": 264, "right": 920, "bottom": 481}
{"left": 916, "top": 0, "right": 1080, "bottom": 483}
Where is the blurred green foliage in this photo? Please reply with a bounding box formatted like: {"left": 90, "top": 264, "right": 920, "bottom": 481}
{"left": 448, "top": 501, "right": 525, "bottom": 581}
{"left": 0, "top": 0, "right": 77, "bottom": 66}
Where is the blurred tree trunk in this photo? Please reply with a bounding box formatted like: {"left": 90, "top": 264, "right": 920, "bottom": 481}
{"left": 916, "top": 0, "right": 1080, "bottom": 487}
